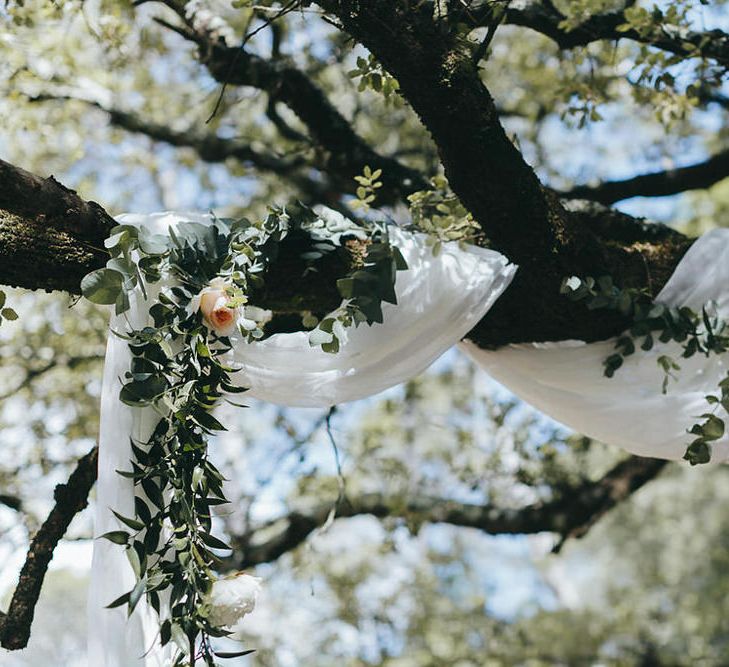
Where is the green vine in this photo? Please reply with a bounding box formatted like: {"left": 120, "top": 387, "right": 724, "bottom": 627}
{"left": 82, "top": 206, "right": 407, "bottom": 664}
{"left": 561, "top": 275, "right": 729, "bottom": 465}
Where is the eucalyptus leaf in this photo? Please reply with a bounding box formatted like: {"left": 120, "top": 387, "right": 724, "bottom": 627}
{"left": 81, "top": 268, "right": 124, "bottom": 305}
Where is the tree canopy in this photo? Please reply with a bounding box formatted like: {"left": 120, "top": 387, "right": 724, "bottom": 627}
{"left": 0, "top": 0, "right": 728, "bottom": 663}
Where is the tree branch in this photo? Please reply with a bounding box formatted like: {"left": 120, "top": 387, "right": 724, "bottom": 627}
{"left": 0, "top": 446, "right": 98, "bottom": 650}
{"left": 149, "top": 4, "right": 430, "bottom": 204}
{"left": 314, "top": 1, "right": 693, "bottom": 346}
{"left": 230, "top": 454, "right": 666, "bottom": 568}
{"left": 0, "top": 159, "right": 114, "bottom": 294}
{"left": 0, "top": 158, "right": 348, "bottom": 312}
{"left": 563, "top": 148, "right": 729, "bottom": 205}
{"left": 0, "top": 494, "right": 23, "bottom": 512}
{"left": 25, "top": 91, "right": 349, "bottom": 211}
{"left": 317, "top": 1, "right": 568, "bottom": 262}
{"left": 497, "top": 3, "right": 729, "bottom": 67}
{"left": 0, "top": 353, "right": 103, "bottom": 402}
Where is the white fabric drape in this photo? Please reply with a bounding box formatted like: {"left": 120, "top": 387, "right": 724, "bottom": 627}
{"left": 460, "top": 228, "right": 729, "bottom": 463}
{"left": 90, "top": 210, "right": 729, "bottom": 665}
{"left": 89, "top": 288, "right": 172, "bottom": 667}
{"left": 89, "top": 211, "right": 517, "bottom": 665}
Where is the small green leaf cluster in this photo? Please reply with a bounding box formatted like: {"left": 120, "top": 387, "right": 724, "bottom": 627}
{"left": 297, "top": 207, "right": 408, "bottom": 352}
{"left": 84, "top": 206, "right": 408, "bottom": 663}
{"left": 348, "top": 54, "right": 400, "bottom": 104}
{"left": 407, "top": 175, "right": 482, "bottom": 255}
{"left": 0, "top": 290, "right": 18, "bottom": 326}
{"left": 684, "top": 388, "right": 727, "bottom": 465}
{"left": 561, "top": 275, "right": 729, "bottom": 465}
{"left": 351, "top": 165, "right": 383, "bottom": 212}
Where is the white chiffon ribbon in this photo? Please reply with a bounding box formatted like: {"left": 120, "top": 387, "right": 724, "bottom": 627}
{"left": 89, "top": 211, "right": 517, "bottom": 665}
{"left": 461, "top": 228, "right": 729, "bottom": 463}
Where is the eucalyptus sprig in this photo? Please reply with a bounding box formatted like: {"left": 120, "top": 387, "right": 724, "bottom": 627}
{"left": 83, "top": 206, "right": 407, "bottom": 664}
{"left": 561, "top": 275, "right": 729, "bottom": 465}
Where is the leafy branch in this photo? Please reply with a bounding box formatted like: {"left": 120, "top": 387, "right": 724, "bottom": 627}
{"left": 561, "top": 275, "right": 729, "bottom": 465}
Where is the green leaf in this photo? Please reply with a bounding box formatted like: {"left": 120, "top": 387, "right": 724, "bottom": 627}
{"left": 100, "top": 530, "right": 130, "bottom": 545}
{"left": 126, "top": 546, "right": 142, "bottom": 578}
{"left": 160, "top": 620, "right": 172, "bottom": 647}
{"left": 684, "top": 440, "right": 711, "bottom": 465}
{"left": 337, "top": 277, "right": 355, "bottom": 299}
{"left": 199, "top": 531, "right": 231, "bottom": 551}
{"left": 112, "top": 510, "right": 146, "bottom": 531}
{"left": 119, "top": 376, "right": 168, "bottom": 406}
{"left": 141, "top": 478, "right": 165, "bottom": 511}
{"left": 128, "top": 576, "right": 147, "bottom": 614}
{"left": 106, "top": 591, "right": 131, "bottom": 609}
{"left": 392, "top": 246, "right": 408, "bottom": 270}
{"left": 1, "top": 308, "right": 18, "bottom": 321}
{"left": 81, "top": 268, "right": 124, "bottom": 305}
{"left": 138, "top": 230, "right": 169, "bottom": 255}
{"left": 700, "top": 414, "right": 725, "bottom": 440}
{"left": 193, "top": 410, "right": 227, "bottom": 432}
{"left": 215, "top": 650, "right": 256, "bottom": 659}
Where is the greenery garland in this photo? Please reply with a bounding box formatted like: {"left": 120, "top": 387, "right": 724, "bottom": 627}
{"left": 561, "top": 275, "right": 729, "bottom": 465}
{"left": 81, "top": 205, "right": 407, "bottom": 665}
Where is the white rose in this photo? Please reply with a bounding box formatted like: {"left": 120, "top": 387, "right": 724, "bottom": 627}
{"left": 207, "top": 573, "right": 262, "bottom": 628}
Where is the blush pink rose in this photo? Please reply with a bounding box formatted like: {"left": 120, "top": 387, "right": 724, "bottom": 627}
{"left": 194, "top": 279, "right": 239, "bottom": 336}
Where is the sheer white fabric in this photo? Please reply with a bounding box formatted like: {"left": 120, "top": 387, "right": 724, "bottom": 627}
{"left": 89, "top": 288, "right": 172, "bottom": 667}
{"left": 460, "top": 228, "right": 729, "bottom": 463}
{"left": 89, "top": 211, "right": 518, "bottom": 665}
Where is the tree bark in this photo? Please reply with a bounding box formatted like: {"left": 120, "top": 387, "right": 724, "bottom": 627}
{"left": 311, "top": 1, "right": 693, "bottom": 344}
{"left": 0, "top": 159, "right": 113, "bottom": 294}
{"left": 0, "top": 157, "right": 693, "bottom": 347}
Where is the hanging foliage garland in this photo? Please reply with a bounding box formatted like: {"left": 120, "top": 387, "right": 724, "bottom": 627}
{"left": 82, "top": 206, "right": 407, "bottom": 665}
{"left": 560, "top": 274, "right": 729, "bottom": 464}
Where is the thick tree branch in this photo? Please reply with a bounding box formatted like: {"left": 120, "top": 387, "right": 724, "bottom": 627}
{"left": 564, "top": 148, "right": 729, "bottom": 205}
{"left": 0, "top": 159, "right": 114, "bottom": 294}
{"left": 0, "top": 446, "right": 98, "bottom": 650}
{"left": 230, "top": 454, "right": 666, "bottom": 568}
{"left": 26, "top": 92, "right": 348, "bottom": 211}
{"left": 0, "top": 159, "right": 347, "bottom": 312}
{"left": 497, "top": 3, "right": 729, "bottom": 67}
{"left": 316, "top": 1, "right": 569, "bottom": 261}
{"left": 149, "top": 1, "right": 430, "bottom": 204}
{"left": 313, "top": 1, "right": 692, "bottom": 346}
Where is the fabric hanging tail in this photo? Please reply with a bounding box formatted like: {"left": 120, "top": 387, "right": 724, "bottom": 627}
{"left": 89, "top": 290, "right": 172, "bottom": 667}
{"left": 460, "top": 228, "right": 729, "bottom": 463}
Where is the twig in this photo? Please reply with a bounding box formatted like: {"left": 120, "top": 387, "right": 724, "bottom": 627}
{"left": 206, "top": 0, "right": 300, "bottom": 124}
{"left": 472, "top": 0, "right": 512, "bottom": 64}
{"left": 0, "top": 446, "right": 98, "bottom": 650}
{"left": 325, "top": 407, "right": 345, "bottom": 497}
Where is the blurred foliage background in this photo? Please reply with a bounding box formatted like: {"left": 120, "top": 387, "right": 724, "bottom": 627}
{"left": 1, "top": 0, "right": 729, "bottom": 664}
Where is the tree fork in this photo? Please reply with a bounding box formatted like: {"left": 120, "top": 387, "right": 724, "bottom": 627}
{"left": 313, "top": 0, "right": 693, "bottom": 344}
